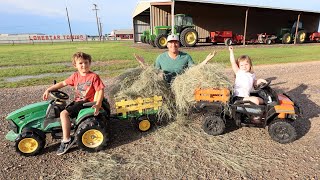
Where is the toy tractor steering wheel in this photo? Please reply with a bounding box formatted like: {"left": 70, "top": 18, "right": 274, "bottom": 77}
{"left": 50, "top": 90, "right": 69, "bottom": 101}
{"left": 255, "top": 80, "right": 271, "bottom": 91}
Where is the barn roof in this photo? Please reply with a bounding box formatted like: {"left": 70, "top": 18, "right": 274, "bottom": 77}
{"left": 133, "top": 0, "right": 320, "bottom": 17}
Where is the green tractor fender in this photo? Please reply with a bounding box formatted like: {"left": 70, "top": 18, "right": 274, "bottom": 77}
{"left": 75, "top": 108, "right": 96, "bottom": 125}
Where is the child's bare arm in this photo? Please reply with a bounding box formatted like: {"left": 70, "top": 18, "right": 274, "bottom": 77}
{"left": 228, "top": 46, "right": 239, "bottom": 73}
{"left": 134, "top": 53, "right": 147, "bottom": 68}
{"left": 42, "top": 81, "right": 67, "bottom": 100}
{"left": 200, "top": 51, "right": 217, "bottom": 65}
{"left": 256, "top": 78, "right": 267, "bottom": 85}
{"left": 92, "top": 88, "right": 104, "bottom": 116}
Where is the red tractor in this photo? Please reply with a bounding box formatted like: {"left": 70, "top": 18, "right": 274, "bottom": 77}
{"left": 208, "top": 31, "right": 243, "bottom": 46}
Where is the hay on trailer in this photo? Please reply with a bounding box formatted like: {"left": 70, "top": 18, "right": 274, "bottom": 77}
{"left": 112, "top": 66, "right": 176, "bottom": 121}
{"left": 171, "top": 63, "right": 232, "bottom": 114}
{"left": 109, "top": 67, "right": 143, "bottom": 97}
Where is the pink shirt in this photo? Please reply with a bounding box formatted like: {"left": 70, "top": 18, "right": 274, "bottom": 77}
{"left": 64, "top": 71, "right": 105, "bottom": 102}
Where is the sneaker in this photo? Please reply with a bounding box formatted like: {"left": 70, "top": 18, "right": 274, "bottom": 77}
{"left": 56, "top": 136, "right": 75, "bottom": 155}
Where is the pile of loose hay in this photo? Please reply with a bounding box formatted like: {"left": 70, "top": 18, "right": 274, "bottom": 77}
{"left": 109, "top": 63, "right": 232, "bottom": 121}
{"left": 109, "top": 66, "right": 176, "bottom": 121}
{"left": 171, "top": 63, "right": 232, "bottom": 114}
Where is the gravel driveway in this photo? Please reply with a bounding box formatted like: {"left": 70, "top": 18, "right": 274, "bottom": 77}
{"left": 0, "top": 61, "right": 319, "bottom": 179}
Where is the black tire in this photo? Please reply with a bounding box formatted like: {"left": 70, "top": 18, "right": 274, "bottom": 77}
{"left": 22, "top": 128, "right": 46, "bottom": 140}
{"left": 149, "top": 39, "right": 156, "bottom": 47}
{"left": 180, "top": 28, "right": 198, "bottom": 47}
{"left": 268, "top": 119, "right": 297, "bottom": 144}
{"left": 296, "top": 30, "right": 306, "bottom": 44}
{"left": 224, "top": 38, "right": 232, "bottom": 46}
{"left": 15, "top": 131, "right": 45, "bottom": 156}
{"left": 76, "top": 117, "right": 108, "bottom": 152}
{"left": 155, "top": 34, "right": 168, "bottom": 49}
{"left": 282, "top": 33, "right": 292, "bottom": 44}
{"left": 134, "top": 115, "right": 153, "bottom": 132}
{"left": 202, "top": 115, "right": 225, "bottom": 136}
{"left": 266, "top": 39, "right": 272, "bottom": 45}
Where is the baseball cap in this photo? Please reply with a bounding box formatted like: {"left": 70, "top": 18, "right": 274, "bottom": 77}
{"left": 167, "top": 34, "right": 179, "bottom": 42}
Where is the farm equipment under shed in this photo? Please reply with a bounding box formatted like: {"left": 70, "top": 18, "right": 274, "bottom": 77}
{"left": 207, "top": 31, "right": 277, "bottom": 46}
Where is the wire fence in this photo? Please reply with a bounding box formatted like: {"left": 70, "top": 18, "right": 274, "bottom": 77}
{"left": 0, "top": 36, "right": 133, "bottom": 45}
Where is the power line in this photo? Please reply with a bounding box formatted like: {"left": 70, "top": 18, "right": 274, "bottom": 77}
{"left": 65, "top": 5, "right": 73, "bottom": 41}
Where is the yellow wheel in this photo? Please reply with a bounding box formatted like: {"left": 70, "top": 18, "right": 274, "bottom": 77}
{"left": 76, "top": 118, "right": 108, "bottom": 152}
{"left": 185, "top": 31, "right": 197, "bottom": 45}
{"left": 82, "top": 129, "right": 104, "bottom": 148}
{"left": 282, "top": 33, "right": 291, "bottom": 44}
{"left": 18, "top": 138, "right": 39, "bottom": 153}
{"left": 139, "top": 119, "right": 151, "bottom": 132}
{"left": 155, "top": 34, "right": 168, "bottom": 49}
{"left": 297, "top": 30, "right": 306, "bottom": 43}
{"left": 15, "top": 132, "right": 45, "bottom": 156}
{"left": 180, "top": 28, "right": 198, "bottom": 47}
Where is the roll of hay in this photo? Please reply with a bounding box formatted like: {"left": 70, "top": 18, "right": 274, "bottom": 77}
{"left": 171, "top": 63, "right": 232, "bottom": 114}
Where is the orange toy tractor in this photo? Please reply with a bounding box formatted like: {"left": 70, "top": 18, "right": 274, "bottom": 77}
{"left": 194, "top": 81, "right": 300, "bottom": 144}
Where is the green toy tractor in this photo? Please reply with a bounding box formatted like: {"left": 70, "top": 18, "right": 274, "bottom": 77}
{"left": 5, "top": 90, "right": 110, "bottom": 156}
{"left": 5, "top": 88, "right": 163, "bottom": 156}
{"left": 148, "top": 14, "right": 198, "bottom": 49}
{"left": 278, "top": 21, "right": 306, "bottom": 44}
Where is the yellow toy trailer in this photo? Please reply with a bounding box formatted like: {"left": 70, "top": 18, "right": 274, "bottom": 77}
{"left": 194, "top": 81, "right": 301, "bottom": 144}
{"left": 114, "top": 95, "right": 163, "bottom": 132}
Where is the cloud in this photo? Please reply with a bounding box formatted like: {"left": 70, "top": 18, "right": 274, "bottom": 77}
{"left": 0, "top": 0, "right": 65, "bottom": 17}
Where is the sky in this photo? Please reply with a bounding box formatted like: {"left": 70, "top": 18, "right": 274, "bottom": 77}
{"left": 0, "top": 0, "right": 319, "bottom": 35}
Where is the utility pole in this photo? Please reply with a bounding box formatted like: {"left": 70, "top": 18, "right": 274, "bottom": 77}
{"left": 93, "top": 4, "right": 101, "bottom": 41}
{"left": 99, "top": 17, "right": 103, "bottom": 41}
{"left": 65, "top": 1, "right": 73, "bottom": 41}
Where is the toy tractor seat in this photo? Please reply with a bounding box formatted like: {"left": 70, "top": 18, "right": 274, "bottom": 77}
{"left": 234, "top": 104, "right": 264, "bottom": 116}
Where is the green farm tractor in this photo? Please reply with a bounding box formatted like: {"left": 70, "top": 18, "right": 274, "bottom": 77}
{"left": 278, "top": 21, "right": 306, "bottom": 44}
{"left": 140, "top": 29, "right": 150, "bottom": 43}
{"left": 147, "top": 14, "right": 198, "bottom": 49}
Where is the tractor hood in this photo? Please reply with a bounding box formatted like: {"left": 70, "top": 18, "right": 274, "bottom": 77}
{"left": 6, "top": 101, "right": 50, "bottom": 120}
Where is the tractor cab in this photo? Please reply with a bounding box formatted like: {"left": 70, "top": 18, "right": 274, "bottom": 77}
{"left": 174, "top": 14, "right": 194, "bottom": 33}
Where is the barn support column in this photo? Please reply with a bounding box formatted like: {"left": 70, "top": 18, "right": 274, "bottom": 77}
{"left": 150, "top": 6, "right": 153, "bottom": 35}
{"left": 243, "top": 8, "right": 249, "bottom": 45}
{"left": 293, "top": 13, "right": 301, "bottom": 44}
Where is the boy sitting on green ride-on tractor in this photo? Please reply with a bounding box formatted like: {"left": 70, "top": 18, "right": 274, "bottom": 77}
{"left": 42, "top": 51, "right": 105, "bottom": 155}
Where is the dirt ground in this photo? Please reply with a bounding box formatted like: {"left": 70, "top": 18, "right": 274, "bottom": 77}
{"left": 0, "top": 61, "right": 319, "bottom": 179}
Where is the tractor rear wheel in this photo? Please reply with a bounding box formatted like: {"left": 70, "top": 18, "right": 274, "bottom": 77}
{"left": 282, "top": 33, "right": 292, "bottom": 44}
{"left": 76, "top": 117, "right": 108, "bottom": 152}
{"left": 202, "top": 114, "right": 225, "bottom": 136}
{"left": 15, "top": 131, "right": 45, "bottom": 156}
{"left": 149, "top": 39, "right": 156, "bottom": 47}
{"left": 155, "top": 34, "right": 168, "bottom": 49}
{"left": 296, "top": 30, "right": 306, "bottom": 44}
{"left": 268, "top": 119, "right": 297, "bottom": 144}
{"left": 180, "top": 28, "right": 198, "bottom": 47}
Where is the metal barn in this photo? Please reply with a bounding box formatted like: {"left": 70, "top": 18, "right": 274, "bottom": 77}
{"left": 132, "top": 0, "right": 320, "bottom": 44}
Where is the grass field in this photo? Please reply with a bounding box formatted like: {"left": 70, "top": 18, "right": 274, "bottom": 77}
{"left": 0, "top": 41, "right": 319, "bottom": 88}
